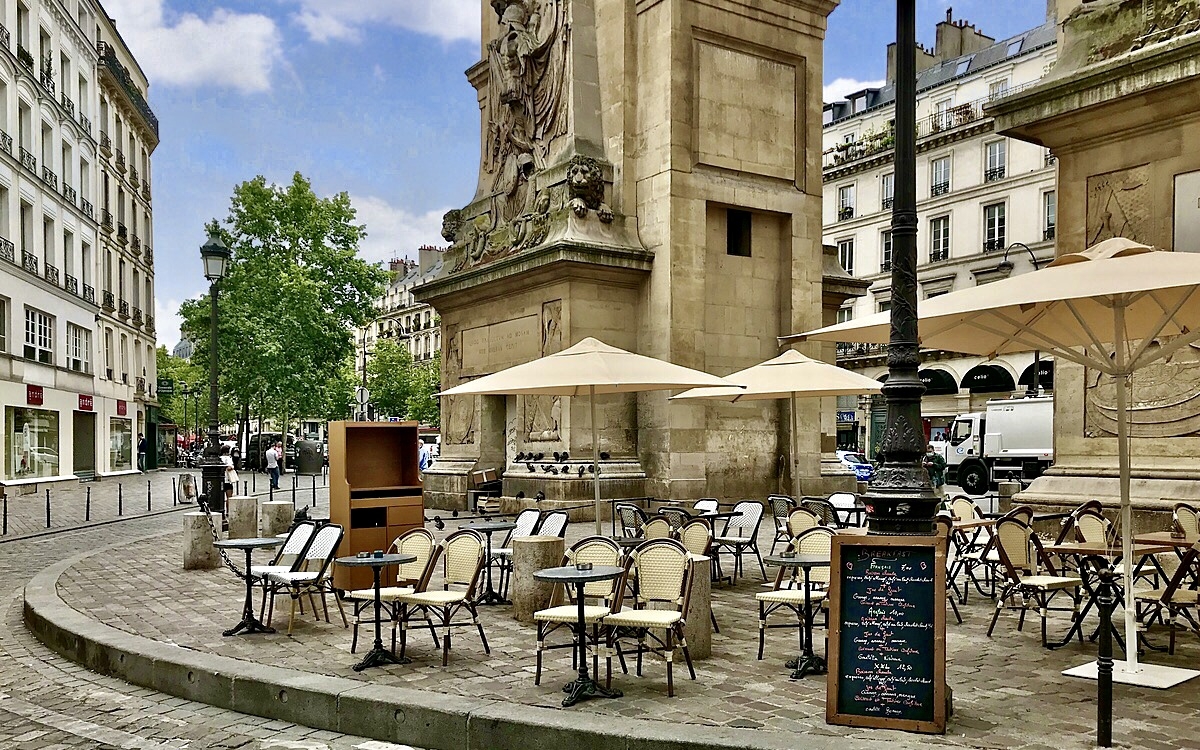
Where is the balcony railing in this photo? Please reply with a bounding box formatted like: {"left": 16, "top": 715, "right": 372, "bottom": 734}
{"left": 22, "top": 250, "right": 38, "bottom": 276}
{"left": 145, "top": 314, "right": 155, "bottom": 332}
{"left": 97, "top": 41, "right": 159, "bottom": 138}
{"left": 44, "top": 262, "right": 59, "bottom": 285}
{"left": 930, "top": 247, "right": 949, "bottom": 263}
{"left": 145, "top": 245, "right": 153, "bottom": 264}
{"left": 99, "top": 131, "right": 112, "bottom": 153}
{"left": 129, "top": 166, "right": 139, "bottom": 186}
{"left": 1045, "top": 152, "right": 1057, "bottom": 167}
{"left": 931, "top": 181, "right": 950, "bottom": 197}
{"left": 983, "top": 239, "right": 1005, "bottom": 253}
{"left": 63, "top": 184, "right": 77, "bottom": 205}
{"left": 1044, "top": 225, "right": 1056, "bottom": 241}
{"left": 836, "top": 342, "right": 887, "bottom": 359}
{"left": 102, "top": 290, "right": 115, "bottom": 310}
{"left": 881, "top": 197, "right": 894, "bottom": 210}
{"left": 141, "top": 182, "right": 151, "bottom": 200}
{"left": 81, "top": 198, "right": 94, "bottom": 218}
{"left": 837, "top": 206, "right": 855, "bottom": 221}
{"left": 40, "top": 66, "right": 54, "bottom": 95}
{"left": 0, "top": 130, "right": 10, "bottom": 155}
{"left": 0, "top": 237, "right": 13, "bottom": 264}
{"left": 131, "top": 234, "right": 141, "bottom": 253}
{"left": 41, "top": 166, "right": 58, "bottom": 190}
{"left": 101, "top": 209, "right": 114, "bottom": 230}
{"left": 135, "top": 377, "right": 146, "bottom": 396}
{"left": 0, "top": 24, "right": 9, "bottom": 50}
{"left": 984, "top": 166, "right": 1006, "bottom": 183}
{"left": 79, "top": 112, "right": 91, "bottom": 134}
{"left": 117, "top": 223, "right": 128, "bottom": 244}
{"left": 16, "top": 44, "right": 33, "bottom": 70}
{"left": 115, "top": 150, "right": 126, "bottom": 171}
{"left": 880, "top": 259, "right": 892, "bottom": 272}
{"left": 132, "top": 307, "right": 143, "bottom": 326}
{"left": 118, "top": 299, "right": 129, "bottom": 318}
{"left": 65, "top": 274, "right": 78, "bottom": 295}
{"left": 20, "top": 147, "right": 37, "bottom": 172}
{"left": 83, "top": 284, "right": 95, "bottom": 304}
{"left": 59, "top": 93, "right": 74, "bottom": 117}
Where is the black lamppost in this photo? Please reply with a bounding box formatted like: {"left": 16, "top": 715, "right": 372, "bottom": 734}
{"left": 180, "top": 382, "right": 190, "bottom": 454}
{"left": 199, "top": 231, "right": 231, "bottom": 513}
{"left": 864, "top": 0, "right": 938, "bottom": 535}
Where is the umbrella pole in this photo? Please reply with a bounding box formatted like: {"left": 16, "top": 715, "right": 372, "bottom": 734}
{"left": 1113, "top": 306, "right": 1137, "bottom": 673}
{"left": 791, "top": 393, "right": 801, "bottom": 501}
{"left": 591, "top": 385, "right": 602, "bottom": 536}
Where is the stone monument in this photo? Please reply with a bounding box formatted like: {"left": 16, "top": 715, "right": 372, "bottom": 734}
{"left": 991, "top": 0, "right": 1200, "bottom": 519}
{"left": 416, "top": 0, "right": 846, "bottom": 512}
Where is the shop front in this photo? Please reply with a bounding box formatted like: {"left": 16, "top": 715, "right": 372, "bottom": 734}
{"left": 110, "top": 400, "right": 134, "bottom": 473}
{"left": 5, "top": 401, "right": 60, "bottom": 480}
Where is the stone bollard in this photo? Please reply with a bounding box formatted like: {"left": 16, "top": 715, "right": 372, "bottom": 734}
{"left": 183, "top": 512, "right": 220, "bottom": 570}
{"left": 227, "top": 495, "right": 258, "bottom": 540}
{"left": 683, "top": 555, "right": 712, "bottom": 660}
{"left": 998, "top": 481, "right": 1022, "bottom": 515}
{"left": 261, "top": 500, "right": 294, "bottom": 537}
{"left": 511, "top": 536, "right": 565, "bottom": 623}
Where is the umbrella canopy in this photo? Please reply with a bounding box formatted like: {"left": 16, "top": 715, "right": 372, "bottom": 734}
{"left": 788, "top": 238, "right": 1200, "bottom": 685}
{"left": 440, "top": 337, "right": 736, "bottom": 533}
{"left": 672, "top": 349, "right": 882, "bottom": 499}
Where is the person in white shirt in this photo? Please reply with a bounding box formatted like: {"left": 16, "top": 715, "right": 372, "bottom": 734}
{"left": 266, "top": 441, "right": 281, "bottom": 490}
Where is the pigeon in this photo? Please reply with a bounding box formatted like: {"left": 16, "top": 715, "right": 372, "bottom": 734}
{"left": 560, "top": 451, "right": 569, "bottom": 461}
{"left": 516, "top": 451, "right": 526, "bottom": 462}
{"left": 588, "top": 464, "right": 596, "bottom": 473}
{"left": 599, "top": 451, "right": 610, "bottom": 460}
{"left": 534, "top": 452, "right": 544, "bottom": 461}
{"left": 515, "top": 491, "right": 525, "bottom": 499}
{"left": 541, "top": 464, "right": 558, "bottom": 474}
{"left": 535, "top": 491, "right": 546, "bottom": 502}
{"left": 561, "top": 464, "right": 569, "bottom": 474}
{"left": 577, "top": 465, "right": 586, "bottom": 477}
{"left": 526, "top": 462, "right": 536, "bottom": 472}
{"left": 553, "top": 451, "right": 561, "bottom": 462}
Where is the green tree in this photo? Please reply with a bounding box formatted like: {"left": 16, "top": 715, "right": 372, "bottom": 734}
{"left": 180, "top": 172, "right": 388, "bottom": 438}
{"left": 366, "top": 339, "right": 416, "bottom": 419}
{"left": 407, "top": 352, "right": 441, "bottom": 427}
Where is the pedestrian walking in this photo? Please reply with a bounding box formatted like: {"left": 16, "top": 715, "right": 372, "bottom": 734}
{"left": 221, "top": 444, "right": 239, "bottom": 505}
{"left": 137, "top": 433, "right": 147, "bottom": 472}
{"left": 923, "top": 443, "right": 947, "bottom": 499}
{"left": 266, "top": 441, "right": 281, "bottom": 490}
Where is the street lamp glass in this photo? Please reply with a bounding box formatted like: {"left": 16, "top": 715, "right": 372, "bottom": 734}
{"left": 200, "top": 232, "right": 231, "bottom": 281}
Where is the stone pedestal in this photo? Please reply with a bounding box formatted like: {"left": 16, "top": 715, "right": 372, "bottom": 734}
{"left": 511, "top": 536, "right": 565, "bottom": 623}
{"left": 261, "top": 500, "right": 294, "bottom": 537}
{"left": 183, "top": 512, "right": 219, "bottom": 570}
{"left": 683, "top": 555, "right": 712, "bottom": 660}
{"left": 227, "top": 495, "right": 258, "bottom": 540}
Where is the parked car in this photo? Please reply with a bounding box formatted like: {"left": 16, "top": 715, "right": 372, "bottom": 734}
{"left": 244, "top": 433, "right": 297, "bottom": 471}
{"left": 837, "top": 450, "right": 874, "bottom": 482}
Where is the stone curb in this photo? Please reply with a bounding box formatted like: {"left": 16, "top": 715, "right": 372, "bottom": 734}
{"left": 22, "top": 531, "right": 910, "bottom": 750}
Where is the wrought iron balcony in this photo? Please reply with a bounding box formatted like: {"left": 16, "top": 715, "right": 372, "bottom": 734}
{"left": 0, "top": 24, "right": 9, "bottom": 50}
{"left": 102, "top": 290, "right": 115, "bottom": 310}
{"left": 145, "top": 245, "right": 153, "bottom": 264}
{"left": 836, "top": 342, "right": 887, "bottom": 360}
{"left": 97, "top": 41, "right": 159, "bottom": 139}
{"left": 63, "top": 184, "right": 77, "bottom": 205}
{"left": 115, "top": 150, "right": 126, "bottom": 172}
{"left": 141, "top": 182, "right": 151, "bottom": 200}
{"left": 132, "top": 307, "right": 143, "bottom": 326}
{"left": 99, "top": 131, "right": 112, "bottom": 154}
{"left": 0, "top": 237, "right": 13, "bottom": 264}
{"left": 1045, "top": 152, "right": 1057, "bottom": 167}
{"left": 20, "top": 147, "right": 36, "bottom": 172}
{"left": 131, "top": 234, "right": 141, "bottom": 253}
{"left": 118, "top": 299, "right": 129, "bottom": 318}
{"left": 101, "top": 209, "right": 113, "bottom": 230}
{"left": 65, "top": 274, "right": 78, "bottom": 295}
{"left": 1044, "top": 225, "right": 1056, "bottom": 241}
{"left": 984, "top": 166, "right": 1006, "bottom": 183}
{"left": 930, "top": 247, "right": 950, "bottom": 262}
{"left": 881, "top": 197, "right": 894, "bottom": 210}
{"left": 880, "top": 259, "right": 892, "bottom": 272}
{"left": 0, "top": 130, "right": 10, "bottom": 155}
{"left": 16, "top": 44, "right": 33, "bottom": 70}
{"left": 145, "top": 314, "right": 155, "bottom": 332}
{"left": 81, "top": 198, "right": 94, "bottom": 218}
{"left": 931, "top": 181, "right": 950, "bottom": 197}
{"left": 837, "top": 206, "right": 855, "bottom": 221}
{"left": 129, "top": 166, "right": 139, "bottom": 186}
{"left": 135, "top": 376, "right": 145, "bottom": 396}
{"left": 59, "top": 93, "right": 74, "bottom": 117}
{"left": 39, "top": 66, "right": 54, "bottom": 95}
{"left": 44, "top": 262, "right": 59, "bottom": 285}
{"left": 79, "top": 112, "right": 91, "bottom": 134}
{"left": 83, "top": 284, "right": 95, "bottom": 304}
{"left": 22, "top": 250, "right": 38, "bottom": 276}
{"left": 41, "top": 166, "right": 57, "bottom": 190}
{"left": 117, "top": 223, "right": 128, "bottom": 244}
{"left": 983, "top": 239, "right": 1005, "bottom": 253}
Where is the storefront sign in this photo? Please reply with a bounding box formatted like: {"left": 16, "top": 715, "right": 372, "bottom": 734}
{"left": 117, "top": 400, "right": 127, "bottom": 416}
{"left": 157, "top": 378, "right": 175, "bottom": 395}
{"left": 78, "top": 394, "right": 94, "bottom": 411}
{"left": 836, "top": 410, "right": 857, "bottom": 423}
{"left": 26, "top": 385, "right": 43, "bottom": 406}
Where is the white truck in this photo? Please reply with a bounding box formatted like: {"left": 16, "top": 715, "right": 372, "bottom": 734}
{"left": 943, "top": 396, "right": 1054, "bottom": 496}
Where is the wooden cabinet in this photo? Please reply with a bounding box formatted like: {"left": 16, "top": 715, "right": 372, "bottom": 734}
{"left": 328, "top": 421, "right": 423, "bottom": 591}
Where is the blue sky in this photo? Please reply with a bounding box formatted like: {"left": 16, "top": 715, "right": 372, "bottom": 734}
{"left": 112, "top": 0, "right": 1048, "bottom": 349}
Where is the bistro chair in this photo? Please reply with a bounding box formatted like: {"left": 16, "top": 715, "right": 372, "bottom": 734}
{"left": 1135, "top": 540, "right": 1200, "bottom": 655}
{"left": 660, "top": 507, "right": 692, "bottom": 532}
{"left": 491, "top": 508, "right": 542, "bottom": 598}
{"left": 767, "top": 495, "right": 796, "bottom": 554}
{"left": 616, "top": 503, "right": 649, "bottom": 538}
{"left": 1073, "top": 508, "right": 1115, "bottom": 546}
{"left": 395, "top": 529, "right": 490, "bottom": 667}
{"left": 934, "top": 514, "right": 963, "bottom": 624}
{"left": 987, "top": 516, "right": 1082, "bottom": 645}
{"left": 786, "top": 507, "right": 821, "bottom": 537}
{"left": 251, "top": 521, "right": 315, "bottom": 619}
{"left": 693, "top": 498, "right": 719, "bottom": 514}
{"left": 755, "top": 527, "right": 834, "bottom": 660}
{"left": 800, "top": 497, "right": 839, "bottom": 528}
{"left": 827, "top": 491, "right": 862, "bottom": 527}
{"left": 533, "top": 536, "right": 622, "bottom": 685}
{"left": 643, "top": 516, "right": 673, "bottom": 540}
{"left": 949, "top": 496, "right": 1000, "bottom": 603}
{"left": 343, "top": 528, "right": 438, "bottom": 653}
{"left": 603, "top": 539, "right": 696, "bottom": 697}
{"left": 537, "top": 510, "right": 569, "bottom": 539}
{"left": 264, "top": 523, "right": 347, "bottom": 636}
{"left": 713, "top": 500, "right": 767, "bottom": 582}
{"left": 678, "top": 518, "right": 720, "bottom": 632}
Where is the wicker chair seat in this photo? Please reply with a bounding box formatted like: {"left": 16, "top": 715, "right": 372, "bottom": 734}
{"left": 346, "top": 586, "right": 415, "bottom": 602}
{"left": 1018, "top": 574, "right": 1082, "bottom": 590}
{"left": 266, "top": 570, "right": 320, "bottom": 585}
{"left": 250, "top": 563, "right": 289, "bottom": 579}
{"left": 396, "top": 590, "right": 469, "bottom": 606}
{"left": 755, "top": 588, "right": 827, "bottom": 605}
{"left": 603, "top": 608, "right": 682, "bottom": 629}
{"left": 533, "top": 604, "right": 611, "bottom": 623}
{"left": 1136, "top": 587, "right": 1200, "bottom": 605}
{"left": 714, "top": 535, "right": 754, "bottom": 545}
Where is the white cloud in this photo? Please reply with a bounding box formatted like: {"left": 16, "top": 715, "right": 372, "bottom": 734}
{"left": 352, "top": 195, "right": 449, "bottom": 264}
{"left": 155, "top": 295, "right": 191, "bottom": 351}
{"left": 289, "top": 0, "right": 479, "bottom": 45}
{"left": 823, "top": 77, "right": 886, "bottom": 104}
{"left": 101, "top": 0, "right": 283, "bottom": 93}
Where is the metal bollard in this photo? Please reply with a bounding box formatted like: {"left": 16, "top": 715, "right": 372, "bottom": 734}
{"left": 172, "top": 477, "right": 178, "bottom": 507}
{"left": 269, "top": 484, "right": 274, "bottom": 502}
{"left": 312, "top": 475, "right": 317, "bottom": 508}
{"left": 45, "top": 488, "right": 51, "bottom": 528}
{"left": 1096, "top": 568, "right": 1118, "bottom": 747}
{"left": 2, "top": 492, "right": 6, "bottom": 534}
{"left": 147, "top": 480, "right": 152, "bottom": 512}
{"left": 292, "top": 474, "right": 297, "bottom": 505}
{"left": 252, "top": 471, "right": 256, "bottom": 493}
{"left": 86, "top": 487, "right": 92, "bottom": 520}
{"left": 118, "top": 483, "right": 123, "bottom": 516}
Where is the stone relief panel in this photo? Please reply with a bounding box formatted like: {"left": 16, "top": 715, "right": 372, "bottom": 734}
{"left": 1086, "top": 165, "right": 1151, "bottom": 246}
{"left": 524, "top": 299, "right": 563, "bottom": 442}
{"left": 443, "top": 327, "right": 476, "bottom": 445}
{"left": 1084, "top": 342, "right": 1200, "bottom": 438}
{"left": 1060, "top": 0, "right": 1200, "bottom": 68}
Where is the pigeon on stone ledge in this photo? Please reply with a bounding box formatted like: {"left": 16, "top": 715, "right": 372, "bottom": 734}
{"left": 516, "top": 452, "right": 526, "bottom": 462}
{"left": 599, "top": 452, "right": 610, "bottom": 460}
{"left": 526, "top": 462, "right": 536, "bottom": 472}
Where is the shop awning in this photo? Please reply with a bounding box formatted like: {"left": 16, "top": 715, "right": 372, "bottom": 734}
{"left": 919, "top": 368, "right": 959, "bottom": 396}
{"left": 961, "top": 364, "right": 1016, "bottom": 393}
{"left": 1018, "top": 360, "right": 1054, "bottom": 391}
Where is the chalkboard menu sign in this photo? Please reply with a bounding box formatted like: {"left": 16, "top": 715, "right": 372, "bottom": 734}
{"left": 827, "top": 535, "right": 946, "bottom": 734}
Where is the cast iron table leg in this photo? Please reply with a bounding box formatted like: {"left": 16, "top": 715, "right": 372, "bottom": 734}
{"left": 561, "top": 581, "right": 622, "bottom": 706}
{"left": 478, "top": 530, "right": 510, "bottom": 605}
{"left": 790, "top": 565, "right": 826, "bottom": 678}
{"left": 353, "top": 564, "right": 408, "bottom": 671}
{"left": 223, "top": 548, "right": 276, "bottom": 636}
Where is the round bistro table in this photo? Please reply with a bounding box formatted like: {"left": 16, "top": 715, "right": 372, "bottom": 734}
{"left": 763, "top": 553, "right": 831, "bottom": 679}
{"left": 533, "top": 564, "right": 626, "bottom": 707}
{"left": 336, "top": 553, "right": 418, "bottom": 671}
{"left": 460, "top": 520, "right": 518, "bottom": 605}
{"left": 213, "top": 537, "right": 284, "bottom": 636}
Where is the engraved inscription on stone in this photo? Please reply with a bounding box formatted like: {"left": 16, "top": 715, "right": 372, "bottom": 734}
{"left": 461, "top": 315, "right": 541, "bottom": 376}
{"left": 1086, "top": 165, "right": 1150, "bottom": 246}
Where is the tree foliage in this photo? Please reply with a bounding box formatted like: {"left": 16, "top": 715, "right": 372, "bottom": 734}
{"left": 366, "top": 339, "right": 415, "bottom": 418}
{"left": 408, "top": 352, "right": 441, "bottom": 427}
{"left": 179, "top": 173, "right": 387, "bottom": 429}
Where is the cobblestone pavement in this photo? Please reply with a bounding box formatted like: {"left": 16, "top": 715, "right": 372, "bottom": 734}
{"left": 0, "top": 490, "right": 415, "bottom": 749}
{"left": 48, "top": 510, "right": 1200, "bottom": 750}
{"left": 0, "top": 469, "right": 327, "bottom": 538}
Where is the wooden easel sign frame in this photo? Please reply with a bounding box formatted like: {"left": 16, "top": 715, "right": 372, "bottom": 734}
{"left": 826, "top": 534, "right": 947, "bottom": 734}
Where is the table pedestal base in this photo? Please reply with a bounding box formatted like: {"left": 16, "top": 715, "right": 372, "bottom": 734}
{"left": 223, "top": 615, "right": 275, "bottom": 637}
{"left": 353, "top": 646, "right": 410, "bottom": 672}
{"left": 561, "top": 675, "right": 622, "bottom": 707}
{"left": 476, "top": 588, "right": 510, "bottom": 606}
{"left": 787, "top": 653, "right": 827, "bottom": 679}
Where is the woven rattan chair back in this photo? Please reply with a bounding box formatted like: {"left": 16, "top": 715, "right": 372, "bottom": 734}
{"left": 678, "top": 519, "right": 712, "bottom": 557}
{"left": 827, "top": 491, "right": 858, "bottom": 511}
{"left": 630, "top": 539, "right": 690, "bottom": 607}
{"left": 1074, "top": 511, "right": 1112, "bottom": 545}
{"left": 768, "top": 495, "right": 795, "bottom": 526}
{"left": 302, "top": 524, "right": 343, "bottom": 570}
{"left": 694, "top": 499, "right": 719, "bottom": 514}
{"left": 995, "top": 517, "right": 1033, "bottom": 574}
{"left": 787, "top": 507, "right": 820, "bottom": 536}
{"left": 723, "top": 500, "right": 763, "bottom": 538}
{"left": 616, "top": 503, "right": 649, "bottom": 537}
{"left": 800, "top": 498, "right": 839, "bottom": 527}
{"left": 392, "top": 528, "right": 436, "bottom": 584}
{"left": 272, "top": 521, "right": 315, "bottom": 566}
{"left": 951, "top": 496, "right": 982, "bottom": 522}
{"left": 536, "top": 511, "right": 569, "bottom": 538}
{"left": 660, "top": 507, "right": 691, "bottom": 531}
{"left": 643, "top": 516, "right": 673, "bottom": 540}
{"left": 1175, "top": 503, "right": 1200, "bottom": 538}
{"left": 505, "top": 508, "right": 542, "bottom": 544}
{"left": 790, "top": 527, "right": 834, "bottom": 585}
{"left": 442, "top": 530, "right": 486, "bottom": 591}
{"left": 566, "top": 536, "right": 623, "bottom": 599}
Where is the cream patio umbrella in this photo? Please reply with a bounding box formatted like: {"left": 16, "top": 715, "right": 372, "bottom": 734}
{"left": 671, "top": 349, "right": 882, "bottom": 501}
{"left": 788, "top": 237, "right": 1200, "bottom": 687}
{"left": 439, "top": 337, "right": 738, "bottom": 534}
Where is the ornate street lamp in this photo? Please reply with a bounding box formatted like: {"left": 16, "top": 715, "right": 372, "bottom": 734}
{"left": 199, "top": 231, "right": 230, "bottom": 512}
{"left": 864, "top": 0, "right": 938, "bottom": 535}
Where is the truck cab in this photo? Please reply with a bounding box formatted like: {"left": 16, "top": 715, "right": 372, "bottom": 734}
{"left": 944, "top": 396, "right": 1054, "bottom": 496}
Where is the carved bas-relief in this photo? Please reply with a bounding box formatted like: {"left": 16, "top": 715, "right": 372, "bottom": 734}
{"left": 1086, "top": 165, "right": 1151, "bottom": 246}
{"left": 443, "top": 329, "right": 476, "bottom": 445}
{"left": 1056, "top": 0, "right": 1200, "bottom": 69}
{"left": 1085, "top": 342, "right": 1200, "bottom": 438}
{"left": 524, "top": 300, "right": 564, "bottom": 442}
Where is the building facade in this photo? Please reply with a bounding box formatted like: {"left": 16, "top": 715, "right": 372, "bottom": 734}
{"left": 821, "top": 9, "right": 1059, "bottom": 454}
{"left": 0, "top": 0, "right": 157, "bottom": 484}
{"left": 355, "top": 245, "right": 444, "bottom": 385}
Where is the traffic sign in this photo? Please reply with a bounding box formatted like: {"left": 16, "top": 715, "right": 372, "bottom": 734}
{"left": 356, "top": 386, "right": 370, "bottom": 406}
